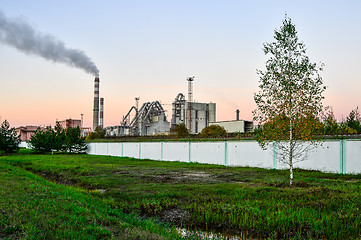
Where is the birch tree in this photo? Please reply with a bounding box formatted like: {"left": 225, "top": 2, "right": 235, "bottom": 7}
{"left": 253, "top": 16, "right": 326, "bottom": 186}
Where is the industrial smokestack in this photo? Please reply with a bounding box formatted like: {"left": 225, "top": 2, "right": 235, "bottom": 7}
{"left": 93, "top": 77, "right": 100, "bottom": 130}
{"left": 236, "top": 109, "right": 240, "bottom": 121}
{"left": 187, "top": 76, "right": 194, "bottom": 132}
{"left": 99, "top": 98, "right": 104, "bottom": 128}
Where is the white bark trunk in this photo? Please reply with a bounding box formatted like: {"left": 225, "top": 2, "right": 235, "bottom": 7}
{"left": 289, "top": 117, "right": 293, "bottom": 186}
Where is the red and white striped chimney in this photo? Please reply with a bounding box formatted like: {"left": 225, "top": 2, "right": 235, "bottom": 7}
{"left": 99, "top": 98, "right": 104, "bottom": 128}
{"left": 93, "top": 77, "right": 100, "bottom": 131}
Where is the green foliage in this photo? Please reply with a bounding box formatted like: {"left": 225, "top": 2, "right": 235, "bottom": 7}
{"left": 253, "top": 15, "right": 326, "bottom": 186}
{"left": 54, "top": 122, "right": 67, "bottom": 152}
{"left": 29, "top": 125, "right": 87, "bottom": 154}
{"left": 321, "top": 107, "right": 361, "bottom": 136}
{"left": 0, "top": 120, "right": 20, "bottom": 154}
{"left": 254, "top": 15, "right": 325, "bottom": 140}
{"left": 65, "top": 127, "right": 88, "bottom": 153}
{"left": 346, "top": 107, "right": 361, "bottom": 133}
{"left": 86, "top": 126, "right": 106, "bottom": 140}
{"left": 339, "top": 122, "right": 357, "bottom": 134}
{"left": 170, "top": 123, "right": 189, "bottom": 138}
{"left": 322, "top": 108, "right": 340, "bottom": 135}
{"left": 255, "top": 114, "right": 323, "bottom": 148}
{"left": 199, "top": 125, "right": 227, "bottom": 138}
{"left": 28, "top": 127, "right": 56, "bottom": 153}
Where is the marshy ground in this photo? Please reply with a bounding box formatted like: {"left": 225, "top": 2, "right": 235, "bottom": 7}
{"left": 1, "top": 150, "right": 361, "bottom": 239}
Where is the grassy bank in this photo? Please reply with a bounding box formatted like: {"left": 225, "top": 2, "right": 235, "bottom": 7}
{"left": 0, "top": 151, "right": 184, "bottom": 239}
{"left": 2, "top": 150, "right": 361, "bottom": 239}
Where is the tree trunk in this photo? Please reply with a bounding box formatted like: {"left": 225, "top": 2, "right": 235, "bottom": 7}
{"left": 289, "top": 156, "right": 293, "bottom": 186}
{"left": 289, "top": 118, "right": 293, "bottom": 187}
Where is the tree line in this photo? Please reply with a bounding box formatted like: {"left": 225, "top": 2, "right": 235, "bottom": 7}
{"left": 0, "top": 120, "right": 87, "bottom": 155}
{"left": 29, "top": 122, "right": 87, "bottom": 153}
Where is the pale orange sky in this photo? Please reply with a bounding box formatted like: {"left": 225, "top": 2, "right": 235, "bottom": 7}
{"left": 1, "top": 1, "right": 360, "bottom": 128}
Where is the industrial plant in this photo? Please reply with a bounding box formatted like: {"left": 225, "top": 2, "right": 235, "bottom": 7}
{"left": 105, "top": 100, "right": 170, "bottom": 137}
{"left": 15, "top": 75, "right": 253, "bottom": 140}
{"left": 102, "top": 76, "right": 253, "bottom": 137}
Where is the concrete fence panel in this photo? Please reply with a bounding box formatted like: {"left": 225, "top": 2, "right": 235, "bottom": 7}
{"left": 227, "top": 141, "right": 273, "bottom": 168}
{"left": 123, "top": 142, "right": 140, "bottom": 159}
{"left": 95, "top": 143, "right": 108, "bottom": 156}
{"left": 107, "top": 142, "right": 123, "bottom": 157}
{"left": 191, "top": 142, "right": 225, "bottom": 165}
{"left": 345, "top": 140, "right": 361, "bottom": 174}
{"left": 296, "top": 141, "right": 340, "bottom": 173}
{"left": 163, "top": 142, "right": 189, "bottom": 162}
{"left": 141, "top": 142, "right": 162, "bottom": 161}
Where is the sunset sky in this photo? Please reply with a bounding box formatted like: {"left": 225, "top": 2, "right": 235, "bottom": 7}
{"left": 1, "top": 0, "right": 360, "bottom": 128}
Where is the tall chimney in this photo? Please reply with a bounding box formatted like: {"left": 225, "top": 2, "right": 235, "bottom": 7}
{"left": 236, "top": 109, "right": 240, "bottom": 121}
{"left": 93, "top": 77, "right": 100, "bottom": 131}
{"left": 187, "top": 76, "right": 194, "bottom": 133}
{"left": 99, "top": 98, "right": 104, "bottom": 128}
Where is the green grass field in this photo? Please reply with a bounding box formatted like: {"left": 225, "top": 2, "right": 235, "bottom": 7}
{"left": 1, "top": 150, "right": 361, "bottom": 239}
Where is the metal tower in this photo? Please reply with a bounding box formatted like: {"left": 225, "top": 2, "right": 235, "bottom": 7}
{"left": 187, "top": 76, "right": 194, "bottom": 133}
{"left": 135, "top": 97, "right": 140, "bottom": 135}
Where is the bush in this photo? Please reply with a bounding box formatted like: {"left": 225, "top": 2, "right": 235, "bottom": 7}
{"left": 170, "top": 124, "right": 189, "bottom": 138}
{"left": 0, "top": 120, "right": 20, "bottom": 154}
{"left": 199, "top": 125, "right": 227, "bottom": 138}
{"left": 86, "top": 126, "right": 106, "bottom": 140}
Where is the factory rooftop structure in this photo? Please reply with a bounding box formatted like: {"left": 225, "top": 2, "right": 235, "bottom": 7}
{"left": 15, "top": 126, "right": 40, "bottom": 141}
{"left": 209, "top": 109, "right": 254, "bottom": 133}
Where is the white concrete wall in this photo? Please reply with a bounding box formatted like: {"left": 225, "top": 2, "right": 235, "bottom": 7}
{"left": 191, "top": 142, "right": 225, "bottom": 165}
{"left": 87, "top": 142, "right": 96, "bottom": 155}
{"left": 21, "top": 139, "right": 361, "bottom": 174}
{"left": 84, "top": 140, "right": 361, "bottom": 174}
{"left": 163, "top": 142, "right": 189, "bottom": 162}
{"left": 345, "top": 140, "right": 361, "bottom": 174}
{"left": 95, "top": 143, "right": 108, "bottom": 156}
{"left": 296, "top": 141, "right": 340, "bottom": 173}
{"left": 140, "top": 142, "right": 162, "bottom": 160}
{"left": 107, "top": 142, "right": 123, "bottom": 157}
{"left": 123, "top": 143, "right": 140, "bottom": 159}
{"left": 227, "top": 141, "right": 273, "bottom": 168}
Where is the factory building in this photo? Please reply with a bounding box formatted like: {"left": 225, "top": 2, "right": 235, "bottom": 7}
{"left": 171, "top": 93, "right": 216, "bottom": 134}
{"left": 209, "top": 120, "right": 253, "bottom": 133}
{"left": 105, "top": 100, "right": 170, "bottom": 137}
{"left": 57, "top": 118, "right": 91, "bottom": 137}
{"left": 57, "top": 119, "right": 81, "bottom": 129}
{"left": 209, "top": 109, "right": 254, "bottom": 133}
{"left": 15, "top": 126, "right": 40, "bottom": 141}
